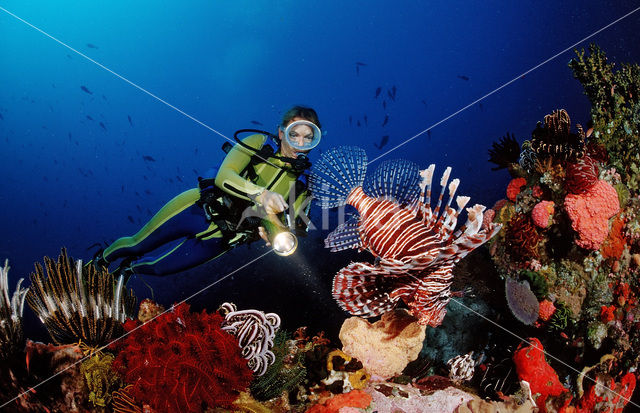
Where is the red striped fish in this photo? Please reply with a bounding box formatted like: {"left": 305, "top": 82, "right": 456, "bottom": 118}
{"left": 309, "top": 146, "right": 501, "bottom": 326}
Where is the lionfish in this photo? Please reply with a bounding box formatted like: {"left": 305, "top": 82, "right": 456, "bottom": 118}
{"left": 309, "top": 146, "right": 501, "bottom": 327}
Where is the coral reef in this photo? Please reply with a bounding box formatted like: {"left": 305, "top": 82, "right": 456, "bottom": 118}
{"left": 339, "top": 309, "right": 426, "bottom": 379}
{"left": 110, "top": 302, "right": 253, "bottom": 412}
{"left": 25, "top": 248, "right": 136, "bottom": 346}
{"left": 531, "top": 200, "right": 555, "bottom": 229}
{"left": 0, "top": 259, "right": 28, "bottom": 360}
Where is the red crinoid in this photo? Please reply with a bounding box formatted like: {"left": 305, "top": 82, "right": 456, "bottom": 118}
{"left": 110, "top": 303, "right": 252, "bottom": 412}
{"left": 565, "top": 155, "right": 599, "bottom": 195}
{"left": 504, "top": 213, "right": 543, "bottom": 263}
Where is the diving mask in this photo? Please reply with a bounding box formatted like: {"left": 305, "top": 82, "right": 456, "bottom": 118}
{"left": 282, "top": 120, "right": 322, "bottom": 151}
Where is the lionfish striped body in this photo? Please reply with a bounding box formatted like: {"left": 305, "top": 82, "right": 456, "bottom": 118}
{"left": 309, "top": 146, "right": 501, "bottom": 327}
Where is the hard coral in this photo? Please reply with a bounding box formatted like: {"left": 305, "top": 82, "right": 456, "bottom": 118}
{"left": 506, "top": 178, "right": 527, "bottom": 201}
{"left": 110, "top": 302, "right": 252, "bottom": 412}
{"left": 531, "top": 200, "right": 555, "bottom": 229}
{"left": 565, "top": 179, "right": 620, "bottom": 250}
{"left": 513, "top": 338, "right": 569, "bottom": 412}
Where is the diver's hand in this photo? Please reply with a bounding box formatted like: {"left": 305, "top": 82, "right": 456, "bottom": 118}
{"left": 258, "top": 226, "right": 271, "bottom": 247}
{"left": 257, "top": 190, "right": 288, "bottom": 215}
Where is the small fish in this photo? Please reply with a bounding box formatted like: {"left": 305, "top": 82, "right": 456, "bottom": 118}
{"left": 374, "top": 135, "right": 389, "bottom": 150}
{"left": 357, "top": 120, "right": 361, "bottom": 127}
{"left": 364, "top": 115, "right": 368, "bottom": 126}
{"left": 102, "top": 94, "right": 107, "bottom": 101}
{"left": 121, "top": 185, "right": 125, "bottom": 192}
{"left": 308, "top": 146, "right": 501, "bottom": 326}
{"left": 374, "top": 87, "right": 381, "bottom": 98}
{"left": 421, "top": 100, "right": 427, "bottom": 107}
{"left": 136, "top": 205, "right": 142, "bottom": 212}
{"left": 356, "top": 61, "right": 367, "bottom": 66}
{"left": 144, "top": 189, "right": 152, "bottom": 195}
{"left": 193, "top": 169, "right": 199, "bottom": 175}
{"left": 99, "top": 121, "right": 107, "bottom": 131}
{"left": 382, "top": 114, "right": 389, "bottom": 127}
{"left": 250, "top": 120, "right": 263, "bottom": 126}
{"left": 457, "top": 75, "right": 469, "bottom": 81}
{"left": 86, "top": 43, "right": 99, "bottom": 49}
{"left": 382, "top": 100, "right": 387, "bottom": 110}
{"left": 142, "top": 155, "right": 156, "bottom": 162}
{"left": 127, "top": 115, "right": 133, "bottom": 126}
{"left": 0, "top": 113, "right": 3, "bottom": 120}
{"left": 427, "top": 130, "right": 432, "bottom": 140}
{"left": 86, "top": 115, "right": 93, "bottom": 121}
{"left": 387, "top": 89, "right": 394, "bottom": 100}
{"left": 478, "top": 103, "right": 484, "bottom": 112}
{"left": 176, "top": 175, "right": 183, "bottom": 183}
{"left": 80, "top": 85, "right": 93, "bottom": 95}
{"left": 349, "top": 115, "right": 352, "bottom": 126}
{"left": 127, "top": 215, "right": 135, "bottom": 224}
{"left": 355, "top": 62, "right": 367, "bottom": 76}
{"left": 391, "top": 85, "right": 397, "bottom": 99}
{"left": 143, "top": 175, "right": 148, "bottom": 181}
{"left": 194, "top": 148, "right": 198, "bottom": 155}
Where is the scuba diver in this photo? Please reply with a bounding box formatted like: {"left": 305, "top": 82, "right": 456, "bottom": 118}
{"left": 89, "top": 106, "right": 322, "bottom": 281}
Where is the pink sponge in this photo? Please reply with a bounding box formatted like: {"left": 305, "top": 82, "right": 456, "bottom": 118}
{"left": 531, "top": 200, "right": 555, "bottom": 228}
{"left": 564, "top": 180, "right": 619, "bottom": 250}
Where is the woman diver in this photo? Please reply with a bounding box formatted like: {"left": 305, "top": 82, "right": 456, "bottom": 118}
{"left": 90, "top": 106, "right": 322, "bottom": 280}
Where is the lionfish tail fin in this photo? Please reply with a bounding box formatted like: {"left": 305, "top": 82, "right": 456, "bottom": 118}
{"left": 309, "top": 146, "right": 368, "bottom": 208}
{"left": 332, "top": 262, "right": 406, "bottom": 317}
{"left": 364, "top": 159, "right": 420, "bottom": 206}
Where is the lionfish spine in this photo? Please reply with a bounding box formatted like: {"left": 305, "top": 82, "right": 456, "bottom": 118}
{"left": 432, "top": 166, "right": 451, "bottom": 220}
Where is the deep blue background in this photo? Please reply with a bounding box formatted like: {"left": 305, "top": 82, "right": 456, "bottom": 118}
{"left": 1, "top": 1, "right": 640, "bottom": 342}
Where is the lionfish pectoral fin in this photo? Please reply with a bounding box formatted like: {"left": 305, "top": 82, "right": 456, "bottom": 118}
{"left": 325, "top": 215, "right": 362, "bottom": 252}
{"left": 363, "top": 159, "right": 421, "bottom": 206}
{"left": 332, "top": 262, "right": 409, "bottom": 317}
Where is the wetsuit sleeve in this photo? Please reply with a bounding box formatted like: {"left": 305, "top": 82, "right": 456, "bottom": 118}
{"left": 215, "top": 134, "right": 268, "bottom": 201}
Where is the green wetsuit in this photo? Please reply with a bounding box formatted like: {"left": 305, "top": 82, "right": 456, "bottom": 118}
{"left": 99, "top": 134, "right": 311, "bottom": 276}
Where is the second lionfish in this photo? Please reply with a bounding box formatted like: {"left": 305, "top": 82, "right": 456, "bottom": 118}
{"left": 309, "top": 146, "right": 501, "bottom": 326}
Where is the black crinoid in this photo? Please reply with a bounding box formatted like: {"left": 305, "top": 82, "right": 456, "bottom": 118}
{"left": 488, "top": 132, "right": 521, "bottom": 171}
{"left": 530, "top": 109, "right": 586, "bottom": 161}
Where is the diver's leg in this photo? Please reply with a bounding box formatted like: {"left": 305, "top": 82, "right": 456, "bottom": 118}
{"left": 125, "top": 235, "right": 231, "bottom": 276}
{"left": 98, "top": 188, "right": 207, "bottom": 265}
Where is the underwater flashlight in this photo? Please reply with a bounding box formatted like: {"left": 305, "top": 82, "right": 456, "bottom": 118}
{"left": 262, "top": 213, "right": 298, "bottom": 256}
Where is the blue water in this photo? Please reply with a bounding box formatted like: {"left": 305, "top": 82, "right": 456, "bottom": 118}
{"left": 1, "top": 0, "right": 639, "bottom": 342}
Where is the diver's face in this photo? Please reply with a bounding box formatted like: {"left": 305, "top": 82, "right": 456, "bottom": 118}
{"left": 279, "top": 117, "right": 314, "bottom": 158}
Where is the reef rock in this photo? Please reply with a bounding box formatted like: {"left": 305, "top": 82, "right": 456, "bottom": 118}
{"left": 366, "top": 382, "right": 475, "bottom": 413}
{"left": 339, "top": 309, "right": 426, "bottom": 379}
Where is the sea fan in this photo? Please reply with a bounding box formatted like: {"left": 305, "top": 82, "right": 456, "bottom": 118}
{"left": 488, "top": 132, "right": 521, "bottom": 170}
{"left": 110, "top": 302, "right": 253, "bottom": 412}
